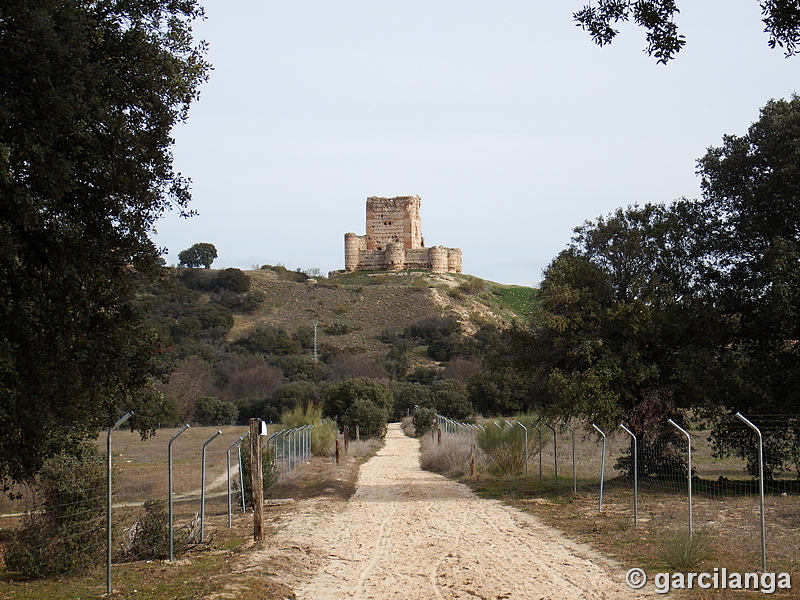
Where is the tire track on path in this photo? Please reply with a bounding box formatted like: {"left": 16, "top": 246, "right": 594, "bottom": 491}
{"left": 246, "top": 424, "right": 652, "bottom": 600}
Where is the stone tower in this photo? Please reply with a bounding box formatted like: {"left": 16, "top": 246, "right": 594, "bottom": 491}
{"left": 365, "top": 196, "right": 423, "bottom": 250}
{"left": 344, "top": 196, "right": 461, "bottom": 274}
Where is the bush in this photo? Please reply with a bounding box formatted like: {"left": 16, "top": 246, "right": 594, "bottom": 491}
{"left": 412, "top": 406, "right": 437, "bottom": 437}
{"left": 194, "top": 396, "right": 238, "bottom": 426}
{"left": 323, "top": 377, "right": 393, "bottom": 422}
{"left": 238, "top": 440, "right": 277, "bottom": 508}
{"left": 215, "top": 267, "right": 251, "bottom": 293}
{"left": 662, "top": 530, "right": 710, "bottom": 570}
{"left": 430, "top": 379, "right": 473, "bottom": 420}
{"left": 476, "top": 423, "right": 527, "bottom": 475}
{"left": 123, "top": 498, "right": 173, "bottom": 561}
{"left": 389, "top": 381, "right": 433, "bottom": 421}
{"left": 242, "top": 289, "right": 267, "bottom": 312}
{"left": 280, "top": 403, "right": 338, "bottom": 456}
{"left": 419, "top": 434, "right": 476, "bottom": 476}
{"left": 5, "top": 448, "right": 105, "bottom": 577}
{"left": 342, "top": 398, "right": 388, "bottom": 440}
{"left": 233, "top": 325, "right": 301, "bottom": 356}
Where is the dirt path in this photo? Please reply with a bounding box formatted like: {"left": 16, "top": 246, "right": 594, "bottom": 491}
{"left": 246, "top": 424, "right": 650, "bottom": 600}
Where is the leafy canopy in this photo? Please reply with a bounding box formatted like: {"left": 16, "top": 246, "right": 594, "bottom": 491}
{"left": 0, "top": 0, "right": 209, "bottom": 481}
{"left": 178, "top": 242, "right": 218, "bottom": 269}
{"left": 574, "top": 1, "right": 800, "bottom": 63}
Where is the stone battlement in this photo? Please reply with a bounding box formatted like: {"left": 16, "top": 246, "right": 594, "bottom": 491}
{"left": 345, "top": 196, "right": 462, "bottom": 274}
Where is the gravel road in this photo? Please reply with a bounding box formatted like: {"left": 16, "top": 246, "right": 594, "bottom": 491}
{"left": 247, "top": 423, "right": 650, "bottom": 600}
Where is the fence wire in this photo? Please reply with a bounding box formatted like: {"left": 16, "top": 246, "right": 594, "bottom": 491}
{"left": 434, "top": 413, "right": 800, "bottom": 573}
{"left": 0, "top": 425, "right": 257, "bottom": 586}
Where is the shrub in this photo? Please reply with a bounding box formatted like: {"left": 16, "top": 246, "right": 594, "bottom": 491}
{"left": 242, "top": 289, "right": 267, "bottom": 312}
{"left": 214, "top": 267, "right": 250, "bottom": 293}
{"left": 323, "top": 377, "right": 393, "bottom": 422}
{"left": 419, "top": 434, "right": 476, "bottom": 476}
{"left": 238, "top": 440, "right": 277, "bottom": 508}
{"left": 280, "top": 403, "right": 338, "bottom": 456}
{"left": 389, "top": 381, "right": 433, "bottom": 421}
{"left": 430, "top": 379, "right": 473, "bottom": 420}
{"left": 123, "top": 498, "right": 174, "bottom": 561}
{"left": 457, "top": 277, "right": 486, "bottom": 295}
{"left": 412, "top": 406, "right": 437, "bottom": 437}
{"left": 662, "top": 530, "right": 710, "bottom": 570}
{"left": 233, "top": 325, "right": 301, "bottom": 355}
{"left": 342, "top": 398, "right": 388, "bottom": 440}
{"left": 194, "top": 396, "right": 238, "bottom": 425}
{"left": 260, "top": 264, "right": 310, "bottom": 282}
{"left": 476, "top": 423, "right": 527, "bottom": 475}
{"left": 5, "top": 448, "right": 105, "bottom": 577}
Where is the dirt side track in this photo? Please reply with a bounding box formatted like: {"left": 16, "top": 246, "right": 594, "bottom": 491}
{"left": 242, "top": 424, "right": 651, "bottom": 600}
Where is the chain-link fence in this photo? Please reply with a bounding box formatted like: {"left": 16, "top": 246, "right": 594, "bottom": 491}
{"left": 0, "top": 424, "right": 265, "bottom": 591}
{"left": 433, "top": 413, "right": 800, "bottom": 573}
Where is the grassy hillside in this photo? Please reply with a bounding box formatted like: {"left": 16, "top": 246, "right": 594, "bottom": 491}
{"left": 233, "top": 268, "right": 538, "bottom": 358}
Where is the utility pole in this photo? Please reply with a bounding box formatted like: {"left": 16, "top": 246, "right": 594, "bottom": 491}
{"left": 312, "top": 319, "right": 319, "bottom": 361}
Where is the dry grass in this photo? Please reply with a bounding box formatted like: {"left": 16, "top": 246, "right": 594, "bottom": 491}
{"left": 0, "top": 429, "right": 376, "bottom": 599}
{"left": 419, "top": 433, "right": 478, "bottom": 476}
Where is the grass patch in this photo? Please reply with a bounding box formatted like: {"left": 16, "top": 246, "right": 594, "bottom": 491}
{"left": 489, "top": 285, "right": 539, "bottom": 318}
{"left": 662, "top": 530, "right": 711, "bottom": 570}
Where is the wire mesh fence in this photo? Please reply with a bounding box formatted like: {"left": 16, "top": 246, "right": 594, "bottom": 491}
{"left": 0, "top": 424, "right": 270, "bottom": 588}
{"left": 433, "top": 413, "right": 800, "bottom": 573}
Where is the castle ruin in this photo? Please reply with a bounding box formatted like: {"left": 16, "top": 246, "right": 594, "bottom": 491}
{"left": 344, "top": 196, "right": 462, "bottom": 274}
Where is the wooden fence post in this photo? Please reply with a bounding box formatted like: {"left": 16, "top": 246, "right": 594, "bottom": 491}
{"left": 249, "top": 418, "right": 264, "bottom": 542}
{"left": 437, "top": 428, "right": 442, "bottom": 446}
{"left": 470, "top": 443, "right": 476, "bottom": 477}
{"left": 335, "top": 438, "right": 341, "bottom": 465}
{"left": 355, "top": 425, "right": 360, "bottom": 442}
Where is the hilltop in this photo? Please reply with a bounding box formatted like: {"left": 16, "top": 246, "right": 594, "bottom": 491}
{"left": 233, "top": 268, "right": 538, "bottom": 358}
{"left": 138, "top": 265, "right": 539, "bottom": 424}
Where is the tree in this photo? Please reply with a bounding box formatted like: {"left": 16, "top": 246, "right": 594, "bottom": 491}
{"left": 697, "top": 95, "right": 800, "bottom": 419}
{"left": 0, "top": 0, "right": 209, "bottom": 482}
{"left": 178, "top": 242, "right": 218, "bottom": 269}
{"left": 510, "top": 201, "right": 728, "bottom": 431}
{"left": 323, "top": 378, "right": 393, "bottom": 426}
{"left": 574, "top": 1, "right": 800, "bottom": 63}
{"left": 342, "top": 397, "right": 388, "bottom": 440}
{"left": 194, "top": 396, "right": 238, "bottom": 426}
{"left": 430, "top": 379, "right": 473, "bottom": 420}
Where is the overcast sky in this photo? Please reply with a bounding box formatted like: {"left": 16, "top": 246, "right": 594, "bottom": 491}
{"left": 153, "top": 1, "right": 798, "bottom": 286}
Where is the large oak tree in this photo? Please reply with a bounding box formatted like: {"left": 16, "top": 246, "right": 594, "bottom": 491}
{"left": 0, "top": 0, "right": 209, "bottom": 481}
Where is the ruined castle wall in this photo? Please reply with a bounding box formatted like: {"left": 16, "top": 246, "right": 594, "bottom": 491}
{"left": 447, "top": 248, "right": 463, "bottom": 274}
{"left": 356, "top": 250, "right": 386, "bottom": 270}
{"left": 403, "top": 248, "right": 433, "bottom": 270}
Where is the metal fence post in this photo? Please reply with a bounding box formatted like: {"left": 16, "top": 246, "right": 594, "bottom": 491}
{"left": 668, "top": 418, "right": 693, "bottom": 538}
{"left": 106, "top": 411, "right": 133, "bottom": 595}
{"left": 591, "top": 424, "right": 606, "bottom": 511}
{"left": 200, "top": 430, "right": 223, "bottom": 542}
{"left": 736, "top": 412, "right": 767, "bottom": 572}
{"left": 619, "top": 423, "right": 638, "bottom": 527}
{"left": 227, "top": 433, "right": 248, "bottom": 527}
{"left": 168, "top": 423, "right": 190, "bottom": 561}
{"left": 531, "top": 421, "right": 542, "bottom": 483}
{"left": 517, "top": 422, "right": 529, "bottom": 476}
{"left": 237, "top": 431, "right": 249, "bottom": 513}
{"left": 562, "top": 421, "right": 576, "bottom": 498}
{"left": 545, "top": 422, "right": 557, "bottom": 486}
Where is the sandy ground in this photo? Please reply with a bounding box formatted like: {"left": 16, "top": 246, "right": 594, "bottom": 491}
{"left": 244, "top": 424, "right": 651, "bottom": 600}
